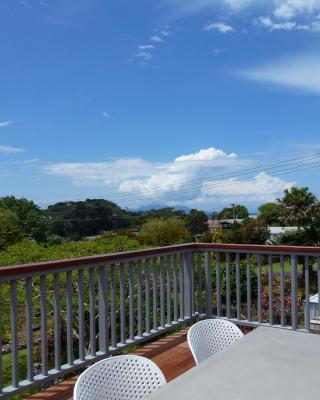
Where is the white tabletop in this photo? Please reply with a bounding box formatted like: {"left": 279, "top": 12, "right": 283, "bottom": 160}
{"left": 147, "top": 326, "right": 320, "bottom": 400}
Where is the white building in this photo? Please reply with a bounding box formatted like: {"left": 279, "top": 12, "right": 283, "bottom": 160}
{"left": 268, "top": 227, "right": 299, "bottom": 242}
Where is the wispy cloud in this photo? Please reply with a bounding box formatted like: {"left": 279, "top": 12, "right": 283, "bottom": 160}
{"left": 139, "top": 45, "right": 155, "bottom": 50}
{"left": 102, "top": 111, "right": 110, "bottom": 118}
{"left": 239, "top": 54, "right": 320, "bottom": 94}
{"left": 0, "top": 120, "right": 13, "bottom": 128}
{"left": 203, "top": 22, "right": 235, "bottom": 33}
{"left": 0, "top": 145, "right": 25, "bottom": 154}
{"left": 151, "top": 35, "right": 164, "bottom": 42}
{"left": 257, "top": 16, "right": 309, "bottom": 31}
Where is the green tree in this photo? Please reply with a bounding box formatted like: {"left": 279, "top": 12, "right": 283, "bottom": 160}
{"left": 0, "top": 196, "right": 48, "bottom": 242}
{"left": 184, "top": 209, "right": 209, "bottom": 236}
{"left": 219, "top": 204, "right": 249, "bottom": 220}
{"left": 258, "top": 203, "right": 280, "bottom": 226}
{"left": 45, "top": 199, "right": 132, "bottom": 240}
{"left": 0, "top": 208, "right": 24, "bottom": 250}
{"left": 277, "top": 187, "right": 320, "bottom": 228}
{"left": 139, "top": 218, "right": 192, "bottom": 246}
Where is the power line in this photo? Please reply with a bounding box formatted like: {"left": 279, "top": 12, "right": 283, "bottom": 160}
{"left": 44, "top": 159, "right": 320, "bottom": 222}
{"left": 35, "top": 152, "right": 320, "bottom": 208}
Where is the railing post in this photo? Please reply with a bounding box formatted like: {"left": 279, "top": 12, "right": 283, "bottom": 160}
{"left": 291, "top": 255, "right": 297, "bottom": 330}
{"left": 205, "top": 251, "right": 212, "bottom": 318}
{"left": 183, "top": 251, "right": 193, "bottom": 319}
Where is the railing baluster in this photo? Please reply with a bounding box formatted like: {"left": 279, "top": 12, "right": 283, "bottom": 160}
{"left": 120, "top": 263, "right": 126, "bottom": 344}
{"left": 317, "top": 257, "right": 320, "bottom": 317}
{"left": 216, "top": 252, "right": 221, "bottom": 318}
{"left": 66, "top": 271, "right": 73, "bottom": 364}
{"left": 145, "top": 259, "right": 151, "bottom": 334}
{"left": 197, "top": 253, "right": 202, "bottom": 315}
{"left": 291, "top": 255, "right": 297, "bottom": 330}
{"left": 10, "top": 280, "right": 18, "bottom": 387}
{"left": 0, "top": 290, "right": 2, "bottom": 394}
{"left": 25, "top": 277, "right": 33, "bottom": 382}
{"left": 191, "top": 252, "right": 195, "bottom": 316}
{"left": 152, "top": 257, "right": 158, "bottom": 330}
{"left": 78, "top": 269, "right": 85, "bottom": 361}
{"left": 129, "top": 261, "right": 134, "bottom": 341}
{"left": 179, "top": 253, "right": 184, "bottom": 320}
{"left": 183, "top": 252, "right": 192, "bottom": 319}
{"left": 110, "top": 264, "right": 117, "bottom": 348}
{"left": 304, "top": 256, "right": 310, "bottom": 332}
{"left": 280, "top": 255, "right": 285, "bottom": 327}
{"left": 247, "top": 254, "right": 252, "bottom": 321}
{"left": 53, "top": 273, "right": 61, "bottom": 370}
{"left": 160, "top": 256, "right": 165, "bottom": 328}
{"left": 257, "top": 255, "right": 262, "bottom": 324}
{"left": 137, "top": 259, "right": 143, "bottom": 338}
{"left": 173, "top": 254, "right": 178, "bottom": 322}
{"left": 89, "top": 268, "right": 96, "bottom": 356}
{"left": 167, "top": 255, "right": 171, "bottom": 325}
{"left": 236, "top": 253, "right": 241, "bottom": 321}
{"left": 40, "top": 275, "right": 48, "bottom": 376}
{"left": 268, "top": 255, "right": 273, "bottom": 326}
{"left": 205, "top": 251, "right": 212, "bottom": 318}
{"left": 226, "top": 253, "right": 231, "bottom": 319}
{"left": 98, "top": 265, "right": 108, "bottom": 354}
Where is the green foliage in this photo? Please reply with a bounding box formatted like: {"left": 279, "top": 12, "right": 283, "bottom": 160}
{"left": 0, "top": 208, "right": 24, "bottom": 250}
{"left": 139, "top": 218, "right": 192, "bottom": 246}
{"left": 258, "top": 202, "right": 280, "bottom": 226}
{"left": 0, "top": 196, "right": 47, "bottom": 242}
{"left": 218, "top": 204, "right": 249, "bottom": 219}
{"left": 277, "top": 187, "right": 320, "bottom": 228}
{"left": 184, "top": 209, "right": 209, "bottom": 236}
{"left": 223, "top": 219, "right": 269, "bottom": 244}
{"left": 0, "top": 235, "right": 142, "bottom": 266}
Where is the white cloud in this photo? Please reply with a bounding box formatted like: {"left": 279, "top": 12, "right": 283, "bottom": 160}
{"left": 0, "top": 145, "right": 25, "bottom": 154}
{"left": 257, "top": 16, "right": 309, "bottom": 30}
{"left": 240, "top": 53, "right": 320, "bottom": 93}
{"left": 187, "top": 173, "right": 294, "bottom": 205}
{"left": 204, "top": 22, "right": 235, "bottom": 33}
{"left": 274, "top": 0, "right": 320, "bottom": 19}
{"left": 139, "top": 45, "right": 155, "bottom": 50}
{"left": 42, "top": 147, "right": 295, "bottom": 208}
{"left": 151, "top": 35, "right": 164, "bottom": 42}
{"left": 134, "top": 50, "right": 152, "bottom": 61}
{"left": 0, "top": 120, "right": 13, "bottom": 128}
{"left": 175, "top": 147, "right": 236, "bottom": 162}
{"left": 102, "top": 111, "right": 110, "bottom": 118}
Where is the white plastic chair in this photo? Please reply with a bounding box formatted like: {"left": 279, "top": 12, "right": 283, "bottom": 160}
{"left": 187, "top": 319, "right": 243, "bottom": 364}
{"left": 74, "top": 355, "right": 166, "bottom": 400}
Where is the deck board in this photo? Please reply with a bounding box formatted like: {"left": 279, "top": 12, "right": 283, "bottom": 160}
{"left": 24, "top": 329, "right": 195, "bottom": 400}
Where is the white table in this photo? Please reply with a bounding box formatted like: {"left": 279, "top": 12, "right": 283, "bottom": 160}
{"left": 147, "top": 326, "right": 320, "bottom": 400}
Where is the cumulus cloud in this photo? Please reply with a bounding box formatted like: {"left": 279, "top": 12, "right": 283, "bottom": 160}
{"left": 0, "top": 120, "right": 13, "bottom": 128}
{"left": 0, "top": 145, "right": 25, "bottom": 153}
{"left": 194, "top": 172, "right": 294, "bottom": 204}
{"left": 43, "top": 147, "right": 294, "bottom": 207}
{"left": 239, "top": 53, "right": 320, "bottom": 93}
{"left": 203, "top": 22, "right": 235, "bottom": 33}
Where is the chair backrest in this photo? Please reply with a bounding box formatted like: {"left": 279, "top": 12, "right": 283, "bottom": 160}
{"left": 74, "top": 355, "right": 166, "bottom": 400}
{"left": 187, "top": 319, "right": 243, "bottom": 364}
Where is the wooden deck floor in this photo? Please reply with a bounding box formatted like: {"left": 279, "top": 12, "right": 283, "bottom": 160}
{"left": 25, "top": 329, "right": 195, "bottom": 400}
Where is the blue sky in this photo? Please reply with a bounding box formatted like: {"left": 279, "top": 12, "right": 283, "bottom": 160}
{"left": 1, "top": 0, "right": 320, "bottom": 211}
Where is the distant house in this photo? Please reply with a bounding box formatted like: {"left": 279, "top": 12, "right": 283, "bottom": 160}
{"left": 207, "top": 219, "right": 244, "bottom": 233}
{"left": 268, "top": 227, "right": 299, "bottom": 242}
